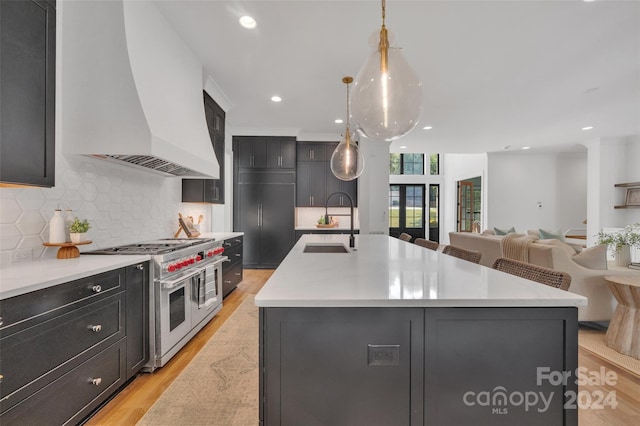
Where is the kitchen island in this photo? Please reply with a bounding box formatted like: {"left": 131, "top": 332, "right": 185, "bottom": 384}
{"left": 256, "top": 234, "right": 587, "bottom": 426}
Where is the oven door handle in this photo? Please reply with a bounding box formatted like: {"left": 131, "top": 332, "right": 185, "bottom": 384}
{"left": 161, "top": 269, "right": 202, "bottom": 289}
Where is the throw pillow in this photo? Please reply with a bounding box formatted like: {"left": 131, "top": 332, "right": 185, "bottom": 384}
{"left": 482, "top": 229, "right": 496, "bottom": 235}
{"left": 494, "top": 226, "right": 516, "bottom": 236}
{"left": 536, "top": 239, "right": 578, "bottom": 257}
{"left": 571, "top": 244, "right": 608, "bottom": 270}
{"left": 539, "top": 228, "right": 565, "bottom": 241}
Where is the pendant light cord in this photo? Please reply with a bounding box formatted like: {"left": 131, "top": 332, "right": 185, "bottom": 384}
{"left": 344, "top": 78, "right": 352, "bottom": 147}
{"left": 379, "top": 0, "right": 389, "bottom": 72}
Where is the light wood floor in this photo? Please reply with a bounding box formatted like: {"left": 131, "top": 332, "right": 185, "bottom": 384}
{"left": 87, "top": 269, "right": 639, "bottom": 425}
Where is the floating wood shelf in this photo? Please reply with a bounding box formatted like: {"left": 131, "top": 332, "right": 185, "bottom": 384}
{"left": 614, "top": 182, "right": 640, "bottom": 188}
{"left": 614, "top": 205, "right": 640, "bottom": 209}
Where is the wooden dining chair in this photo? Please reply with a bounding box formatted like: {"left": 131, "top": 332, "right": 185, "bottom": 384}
{"left": 492, "top": 257, "right": 572, "bottom": 291}
{"left": 414, "top": 238, "right": 439, "bottom": 251}
{"left": 442, "top": 245, "right": 482, "bottom": 264}
{"left": 398, "top": 233, "right": 412, "bottom": 242}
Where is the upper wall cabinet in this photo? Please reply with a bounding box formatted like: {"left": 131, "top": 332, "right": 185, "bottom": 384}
{"left": 296, "top": 142, "right": 358, "bottom": 207}
{"left": 182, "top": 92, "right": 225, "bottom": 204}
{"left": 234, "top": 136, "right": 296, "bottom": 170}
{"left": 0, "top": 0, "right": 56, "bottom": 187}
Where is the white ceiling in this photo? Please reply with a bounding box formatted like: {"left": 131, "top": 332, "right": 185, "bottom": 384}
{"left": 154, "top": 0, "right": 640, "bottom": 154}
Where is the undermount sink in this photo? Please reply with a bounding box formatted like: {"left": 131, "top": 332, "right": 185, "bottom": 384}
{"left": 303, "top": 243, "right": 350, "bottom": 253}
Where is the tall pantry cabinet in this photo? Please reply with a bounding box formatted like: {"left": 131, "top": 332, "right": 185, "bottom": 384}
{"left": 233, "top": 137, "right": 296, "bottom": 268}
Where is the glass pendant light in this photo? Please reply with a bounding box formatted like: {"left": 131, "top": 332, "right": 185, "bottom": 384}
{"left": 351, "top": 0, "right": 423, "bottom": 142}
{"left": 330, "top": 76, "right": 364, "bottom": 181}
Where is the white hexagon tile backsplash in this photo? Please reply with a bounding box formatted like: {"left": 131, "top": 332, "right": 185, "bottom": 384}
{"left": 0, "top": 154, "right": 185, "bottom": 265}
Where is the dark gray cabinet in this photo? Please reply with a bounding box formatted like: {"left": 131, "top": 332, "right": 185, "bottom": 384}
{"left": 235, "top": 136, "right": 296, "bottom": 170}
{"left": 234, "top": 171, "right": 295, "bottom": 268}
{"left": 326, "top": 171, "right": 358, "bottom": 207}
{"left": 296, "top": 162, "right": 326, "bottom": 207}
{"left": 296, "top": 142, "right": 329, "bottom": 162}
{"left": 222, "top": 235, "right": 243, "bottom": 297}
{"left": 125, "top": 263, "right": 149, "bottom": 380}
{"left": 260, "top": 306, "right": 578, "bottom": 426}
{"left": 0, "top": 0, "right": 56, "bottom": 187}
{"left": 182, "top": 92, "right": 225, "bottom": 204}
{"left": 0, "top": 262, "right": 149, "bottom": 425}
{"left": 261, "top": 307, "right": 425, "bottom": 425}
{"left": 296, "top": 142, "right": 358, "bottom": 207}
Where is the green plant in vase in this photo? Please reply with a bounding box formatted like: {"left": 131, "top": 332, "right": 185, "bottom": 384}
{"left": 597, "top": 223, "right": 640, "bottom": 266}
{"left": 69, "top": 217, "right": 90, "bottom": 243}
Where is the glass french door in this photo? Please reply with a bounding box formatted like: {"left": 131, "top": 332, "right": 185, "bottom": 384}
{"left": 389, "top": 184, "right": 426, "bottom": 240}
{"left": 428, "top": 184, "right": 440, "bottom": 242}
{"left": 457, "top": 181, "right": 474, "bottom": 232}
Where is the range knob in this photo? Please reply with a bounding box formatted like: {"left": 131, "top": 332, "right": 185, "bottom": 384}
{"left": 196, "top": 255, "right": 202, "bottom": 262}
{"left": 189, "top": 258, "right": 195, "bottom": 265}
{"left": 167, "top": 264, "right": 176, "bottom": 273}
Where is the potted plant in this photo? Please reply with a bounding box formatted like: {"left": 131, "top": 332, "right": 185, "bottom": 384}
{"left": 597, "top": 223, "right": 640, "bottom": 266}
{"left": 69, "top": 217, "right": 90, "bottom": 243}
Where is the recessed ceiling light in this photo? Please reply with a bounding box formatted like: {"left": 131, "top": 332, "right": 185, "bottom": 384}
{"left": 423, "top": 126, "right": 433, "bottom": 130}
{"left": 334, "top": 119, "right": 344, "bottom": 124}
{"left": 503, "top": 145, "right": 511, "bottom": 150}
{"left": 239, "top": 16, "right": 257, "bottom": 29}
{"left": 583, "top": 0, "right": 596, "bottom": 3}
{"left": 582, "top": 126, "right": 594, "bottom": 130}
{"left": 270, "top": 95, "right": 282, "bottom": 103}
{"left": 522, "top": 146, "right": 531, "bottom": 150}
{"left": 400, "top": 145, "right": 407, "bottom": 149}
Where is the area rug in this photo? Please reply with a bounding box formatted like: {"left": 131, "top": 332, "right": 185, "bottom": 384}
{"left": 579, "top": 328, "right": 640, "bottom": 378}
{"left": 137, "top": 296, "right": 259, "bottom": 426}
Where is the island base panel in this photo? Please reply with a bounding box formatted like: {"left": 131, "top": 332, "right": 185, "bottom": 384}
{"left": 260, "top": 306, "right": 578, "bottom": 426}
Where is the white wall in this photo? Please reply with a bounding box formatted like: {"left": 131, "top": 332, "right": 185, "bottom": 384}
{"left": 0, "top": 155, "right": 192, "bottom": 266}
{"left": 585, "top": 137, "right": 640, "bottom": 246}
{"left": 442, "top": 153, "right": 488, "bottom": 243}
{"left": 486, "top": 151, "right": 589, "bottom": 237}
{"left": 358, "top": 140, "right": 390, "bottom": 234}
{"left": 555, "top": 152, "right": 588, "bottom": 232}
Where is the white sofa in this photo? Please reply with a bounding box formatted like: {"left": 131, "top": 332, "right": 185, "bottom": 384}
{"left": 448, "top": 232, "right": 640, "bottom": 322}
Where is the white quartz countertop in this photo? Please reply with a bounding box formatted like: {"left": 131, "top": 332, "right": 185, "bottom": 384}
{"left": 0, "top": 255, "right": 150, "bottom": 300}
{"left": 295, "top": 227, "right": 359, "bottom": 231}
{"left": 199, "top": 232, "right": 244, "bottom": 240}
{"left": 255, "top": 234, "right": 588, "bottom": 308}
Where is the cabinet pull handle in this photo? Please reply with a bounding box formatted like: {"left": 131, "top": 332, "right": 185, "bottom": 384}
{"left": 90, "top": 325, "right": 102, "bottom": 332}
{"left": 91, "top": 378, "right": 102, "bottom": 386}
{"left": 235, "top": 253, "right": 241, "bottom": 257}
{"left": 137, "top": 264, "right": 144, "bottom": 270}
{"left": 92, "top": 285, "right": 102, "bottom": 293}
{"left": 0, "top": 317, "right": 3, "bottom": 326}
{"left": 234, "top": 272, "right": 242, "bottom": 276}
{"left": 224, "top": 280, "right": 232, "bottom": 284}
{"left": 0, "top": 374, "right": 3, "bottom": 383}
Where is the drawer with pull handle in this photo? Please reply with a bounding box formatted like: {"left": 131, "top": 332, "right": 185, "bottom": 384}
{"left": 223, "top": 244, "right": 243, "bottom": 265}
{"left": 0, "top": 268, "right": 124, "bottom": 332}
{"left": 0, "top": 293, "right": 125, "bottom": 413}
{"left": 222, "top": 235, "right": 243, "bottom": 249}
{"left": 0, "top": 339, "right": 126, "bottom": 425}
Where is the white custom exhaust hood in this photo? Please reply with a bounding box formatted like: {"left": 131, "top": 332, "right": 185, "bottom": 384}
{"left": 61, "top": 0, "right": 219, "bottom": 178}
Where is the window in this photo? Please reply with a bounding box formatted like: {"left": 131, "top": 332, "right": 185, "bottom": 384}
{"left": 429, "top": 154, "right": 439, "bottom": 175}
{"left": 390, "top": 154, "right": 401, "bottom": 175}
{"left": 389, "top": 153, "right": 424, "bottom": 175}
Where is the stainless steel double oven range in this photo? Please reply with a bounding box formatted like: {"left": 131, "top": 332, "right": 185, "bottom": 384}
{"left": 86, "top": 238, "right": 227, "bottom": 371}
